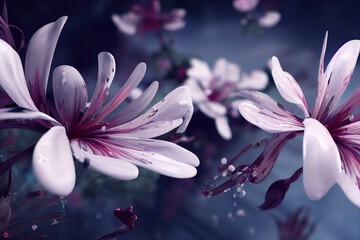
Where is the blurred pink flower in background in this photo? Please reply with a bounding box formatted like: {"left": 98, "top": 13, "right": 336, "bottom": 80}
{"left": 111, "top": 0, "right": 186, "bottom": 35}
{"left": 185, "top": 58, "right": 268, "bottom": 140}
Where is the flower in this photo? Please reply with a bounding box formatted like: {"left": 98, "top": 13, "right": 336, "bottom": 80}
{"left": 0, "top": 16, "right": 199, "bottom": 197}
{"left": 111, "top": 0, "right": 186, "bottom": 35}
{"left": 185, "top": 58, "right": 268, "bottom": 140}
{"left": 238, "top": 33, "right": 360, "bottom": 206}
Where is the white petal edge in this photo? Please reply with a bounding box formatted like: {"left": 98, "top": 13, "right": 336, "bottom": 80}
{"left": 215, "top": 116, "right": 232, "bottom": 140}
{"left": 271, "top": 57, "right": 309, "bottom": 117}
{"left": 302, "top": 118, "right": 341, "bottom": 200}
{"left": 33, "top": 126, "right": 75, "bottom": 197}
{"left": 72, "top": 146, "right": 139, "bottom": 181}
{"left": 0, "top": 39, "right": 37, "bottom": 110}
{"left": 111, "top": 13, "right": 137, "bottom": 35}
{"left": 337, "top": 170, "right": 360, "bottom": 207}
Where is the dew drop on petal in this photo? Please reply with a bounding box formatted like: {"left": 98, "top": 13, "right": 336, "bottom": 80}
{"left": 221, "top": 157, "right": 227, "bottom": 165}
{"left": 101, "top": 126, "right": 107, "bottom": 131}
{"left": 228, "top": 165, "right": 235, "bottom": 172}
{"left": 31, "top": 225, "right": 38, "bottom": 231}
{"left": 239, "top": 190, "right": 246, "bottom": 198}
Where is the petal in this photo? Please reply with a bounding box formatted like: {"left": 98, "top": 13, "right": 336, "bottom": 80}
{"left": 238, "top": 90, "right": 304, "bottom": 133}
{"left": 111, "top": 13, "right": 137, "bottom": 35}
{"left": 237, "top": 70, "right": 268, "bottom": 90}
{"left": 215, "top": 116, "right": 232, "bottom": 140}
{"left": 337, "top": 169, "right": 360, "bottom": 207}
{"left": 258, "top": 11, "right": 281, "bottom": 28}
{"left": 112, "top": 86, "right": 193, "bottom": 138}
{"left": 212, "top": 58, "right": 240, "bottom": 83}
{"left": 33, "top": 126, "right": 75, "bottom": 196}
{"left": 198, "top": 101, "right": 226, "bottom": 118}
{"left": 107, "top": 81, "right": 159, "bottom": 127}
{"left": 25, "top": 16, "right": 67, "bottom": 109}
{"left": 318, "top": 38, "right": 360, "bottom": 119}
{"left": 96, "top": 62, "right": 147, "bottom": 122}
{"left": 107, "top": 138, "right": 199, "bottom": 167}
{"left": 233, "top": 0, "right": 259, "bottom": 12}
{"left": 0, "top": 39, "right": 37, "bottom": 110}
{"left": 302, "top": 118, "right": 342, "bottom": 200}
{"left": 80, "top": 52, "right": 116, "bottom": 124}
{"left": 271, "top": 57, "right": 309, "bottom": 117}
{"left": 53, "top": 65, "right": 88, "bottom": 129}
{"left": 184, "top": 78, "right": 207, "bottom": 102}
{"left": 124, "top": 148, "right": 197, "bottom": 178}
{"left": 70, "top": 141, "right": 139, "bottom": 180}
{"left": 0, "top": 107, "right": 58, "bottom": 125}
{"left": 186, "top": 58, "right": 213, "bottom": 88}
{"left": 163, "top": 19, "right": 185, "bottom": 31}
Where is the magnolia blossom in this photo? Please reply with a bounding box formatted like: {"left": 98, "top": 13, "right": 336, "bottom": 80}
{"left": 0, "top": 16, "right": 199, "bottom": 197}
{"left": 238, "top": 34, "right": 360, "bottom": 206}
{"left": 185, "top": 58, "right": 268, "bottom": 140}
{"left": 111, "top": 0, "right": 186, "bottom": 35}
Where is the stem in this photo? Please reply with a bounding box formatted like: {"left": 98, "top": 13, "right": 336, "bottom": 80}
{"left": 0, "top": 145, "right": 34, "bottom": 176}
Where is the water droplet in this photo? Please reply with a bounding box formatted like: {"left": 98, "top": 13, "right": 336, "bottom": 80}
{"left": 236, "top": 209, "right": 245, "bottom": 217}
{"left": 101, "top": 126, "right": 107, "bottom": 131}
{"left": 213, "top": 175, "right": 219, "bottom": 181}
{"left": 221, "top": 157, "right": 227, "bottom": 165}
{"left": 239, "top": 190, "right": 246, "bottom": 198}
{"left": 228, "top": 165, "right": 235, "bottom": 172}
{"left": 31, "top": 225, "right": 38, "bottom": 231}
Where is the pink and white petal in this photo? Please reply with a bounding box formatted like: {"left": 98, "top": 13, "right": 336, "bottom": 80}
{"left": 73, "top": 148, "right": 139, "bottom": 180}
{"left": 0, "top": 40, "right": 37, "bottom": 110}
{"left": 25, "top": 16, "right": 67, "bottom": 108}
{"left": 113, "top": 86, "right": 193, "bottom": 137}
{"left": 0, "top": 108, "right": 59, "bottom": 124}
{"left": 302, "top": 118, "right": 342, "bottom": 200}
{"left": 215, "top": 116, "right": 232, "bottom": 140}
{"left": 110, "top": 138, "right": 199, "bottom": 167}
{"left": 321, "top": 39, "right": 360, "bottom": 117}
{"left": 198, "top": 101, "right": 226, "bottom": 119}
{"left": 237, "top": 70, "right": 268, "bottom": 90}
{"left": 107, "top": 81, "right": 159, "bottom": 127}
{"left": 212, "top": 58, "right": 240, "bottom": 83}
{"left": 239, "top": 100, "right": 304, "bottom": 133}
{"left": 184, "top": 78, "right": 208, "bottom": 102}
{"left": 312, "top": 32, "right": 328, "bottom": 118}
{"left": 337, "top": 168, "right": 360, "bottom": 207}
{"left": 96, "top": 62, "right": 147, "bottom": 122}
{"left": 80, "top": 52, "right": 116, "bottom": 124}
{"left": 33, "top": 126, "right": 75, "bottom": 196}
{"left": 233, "top": 0, "right": 259, "bottom": 13}
{"left": 164, "top": 19, "right": 185, "bottom": 31}
{"left": 53, "top": 65, "right": 88, "bottom": 129}
{"left": 111, "top": 13, "right": 137, "bottom": 35}
{"left": 187, "top": 58, "right": 213, "bottom": 88}
{"left": 125, "top": 148, "right": 197, "bottom": 178}
{"left": 271, "top": 57, "right": 309, "bottom": 117}
{"left": 258, "top": 11, "right": 281, "bottom": 28}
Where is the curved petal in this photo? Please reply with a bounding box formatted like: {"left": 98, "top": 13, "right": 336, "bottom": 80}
{"left": 215, "top": 116, "right": 232, "bottom": 140}
{"left": 318, "top": 39, "right": 360, "bottom": 119}
{"left": 164, "top": 19, "right": 185, "bottom": 31}
{"left": 111, "top": 13, "right": 137, "bottom": 35}
{"left": 238, "top": 90, "right": 304, "bottom": 133}
{"left": 33, "top": 126, "right": 75, "bottom": 196}
{"left": 0, "top": 107, "right": 58, "bottom": 124}
{"left": 0, "top": 39, "right": 37, "bottom": 110}
{"left": 271, "top": 57, "right": 309, "bottom": 117}
{"left": 258, "top": 11, "right": 281, "bottom": 28}
{"left": 70, "top": 142, "right": 139, "bottom": 180}
{"left": 107, "top": 138, "right": 199, "bottom": 167}
{"left": 107, "top": 81, "right": 159, "bottom": 127}
{"left": 213, "top": 58, "right": 240, "bottom": 83}
{"left": 124, "top": 148, "right": 197, "bottom": 178}
{"left": 53, "top": 65, "right": 88, "bottom": 129}
{"left": 95, "top": 62, "right": 146, "bottom": 122}
{"left": 184, "top": 78, "right": 207, "bottom": 102}
{"left": 237, "top": 70, "right": 268, "bottom": 90}
{"left": 198, "top": 101, "right": 226, "bottom": 119}
{"left": 187, "top": 58, "right": 213, "bottom": 88}
{"left": 113, "top": 86, "right": 194, "bottom": 137}
{"left": 25, "top": 16, "right": 67, "bottom": 109}
{"left": 80, "top": 52, "right": 116, "bottom": 124}
{"left": 337, "top": 169, "right": 360, "bottom": 207}
{"left": 302, "top": 118, "right": 342, "bottom": 200}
